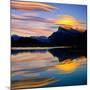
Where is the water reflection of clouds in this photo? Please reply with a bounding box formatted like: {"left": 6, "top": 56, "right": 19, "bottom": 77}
{"left": 12, "top": 78, "right": 57, "bottom": 89}
{"left": 11, "top": 51, "right": 59, "bottom": 71}
{"left": 11, "top": 49, "right": 87, "bottom": 89}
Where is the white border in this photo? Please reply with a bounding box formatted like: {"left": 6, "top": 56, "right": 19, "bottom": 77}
{"left": 19, "top": 0, "right": 87, "bottom": 5}
{"left": 0, "top": 0, "right": 89, "bottom": 90}
{"left": 0, "top": 0, "right": 10, "bottom": 90}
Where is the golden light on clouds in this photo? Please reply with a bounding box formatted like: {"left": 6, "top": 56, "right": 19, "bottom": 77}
{"left": 55, "top": 15, "right": 80, "bottom": 26}
{"left": 11, "top": 1, "right": 56, "bottom": 11}
{"left": 54, "top": 15, "right": 86, "bottom": 32}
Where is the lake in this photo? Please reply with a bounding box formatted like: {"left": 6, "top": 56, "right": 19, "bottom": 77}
{"left": 11, "top": 48, "right": 87, "bottom": 89}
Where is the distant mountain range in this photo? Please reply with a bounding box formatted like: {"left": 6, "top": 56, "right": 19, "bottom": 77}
{"left": 11, "top": 35, "right": 51, "bottom": 47}
{"left": 11, "top": 26, "right": 87, "bottom": 48}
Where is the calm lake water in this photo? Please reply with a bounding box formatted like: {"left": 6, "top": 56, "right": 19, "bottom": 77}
{"left": 11, "top": 48, "right": 87, "bottom": 89}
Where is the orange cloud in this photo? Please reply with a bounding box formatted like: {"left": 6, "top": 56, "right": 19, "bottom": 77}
{"left": 11, "top": 1, "right": 56, "bottom": 12}
{"left": 54, "top": 15, "right": 86, "bottom": 32}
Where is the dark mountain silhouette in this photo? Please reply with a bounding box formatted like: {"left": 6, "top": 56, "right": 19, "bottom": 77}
{"left": 11, "top": 35, "right": 21, "bottom": 41}
{"left": 11, "top": 35, "right": 52, "bottom": 47}
{"left": 49, "top": 26, "right": 87, "bottom": 48}
{"left": 11, "top": 26, "right": 87, "bottom": 48}
{"left": 30, "top": 36, "right": 50, "bottom": 43}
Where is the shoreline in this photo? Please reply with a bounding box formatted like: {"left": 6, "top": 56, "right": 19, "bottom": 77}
{"left": 11, "top": 46, "right": 71, "bottom": 50}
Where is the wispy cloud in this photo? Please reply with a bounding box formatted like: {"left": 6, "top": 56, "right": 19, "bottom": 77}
{"left": 11, "top": 11, "right": 57, "bottom": 37}
{"left": 11, "top": 1, "right": 56, "bottom": 11}
{"left": 11, "top": 1, "right": 58, "bottom": 37}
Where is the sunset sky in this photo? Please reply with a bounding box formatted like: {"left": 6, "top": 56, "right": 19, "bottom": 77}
{"left": 11, "top": 1, "right": 87, "bottom": 37}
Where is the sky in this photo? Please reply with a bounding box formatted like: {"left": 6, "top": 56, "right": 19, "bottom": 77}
{"left": 11, "top": 1, "right": 87, "bottom": 37}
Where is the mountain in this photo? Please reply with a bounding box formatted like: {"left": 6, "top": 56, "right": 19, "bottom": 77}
{"left": 11, "top": 26, "right": 87, "bottom": 48}
{"left": 49, "top": 26, "right": 87, "bottom": 48}
{"left": 11, "top": 35, "right": 21, "bottom": 41}
{"left": 30, "top": 36, "right": 50, "bottom": 43}
{"left": 11, "top": 35, "right": 51, "bottom": 47}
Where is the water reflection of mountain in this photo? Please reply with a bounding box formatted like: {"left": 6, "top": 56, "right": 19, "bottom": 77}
{"left": 12, "top": 48, "right": 87, "bottom": 62}
{"left": 49, "top": 48, "right": 87, "bottom": 61}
